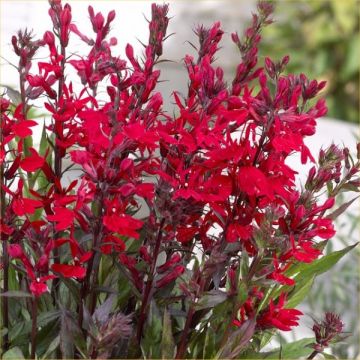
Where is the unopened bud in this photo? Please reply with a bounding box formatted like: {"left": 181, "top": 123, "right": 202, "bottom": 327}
{"left": 107, "top": 10, "right": 116, "bottom": 23}
{"left": 231, "top": 32, "right": 240, "bottom": 45}
{"left": 281, "top": 55, "right": 289, "bottom": 67}
{"left": 11, "top": 35, "right": 20, "bottom": 55}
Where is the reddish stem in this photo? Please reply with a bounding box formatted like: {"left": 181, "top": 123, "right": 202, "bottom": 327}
{"left": 51, "top": 45, "right": 66, "bottom": 306}
{"left": 175, "top": 306, "right": 196, "bottom": 359}
{"left": 30, "top": 297, "right": 38, "bottom": 359}
{"left": 136, "top": 217, "right": 165, "bottom": 343}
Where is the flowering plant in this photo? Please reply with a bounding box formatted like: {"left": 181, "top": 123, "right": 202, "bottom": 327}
{"left": 1, "top": 1, "right": 359, "bottom": 359}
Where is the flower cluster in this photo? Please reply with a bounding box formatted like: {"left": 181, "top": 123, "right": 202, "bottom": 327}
{"left": 1, "top": 1, "right": 358, "bottom": 359}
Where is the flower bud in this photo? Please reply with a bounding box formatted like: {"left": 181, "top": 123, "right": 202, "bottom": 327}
{"left": 231, "top": 32, "right": 240, "bottom": 44}
{"left": 8, "top": 244, "right": 24, "bottom": 258}
{"left": 107, "top": 10, "right": 116, "bottom": 23}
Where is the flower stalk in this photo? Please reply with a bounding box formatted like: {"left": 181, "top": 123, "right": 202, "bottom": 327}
{"left": 30, "top": 297, "right": 38, "bottom": 359}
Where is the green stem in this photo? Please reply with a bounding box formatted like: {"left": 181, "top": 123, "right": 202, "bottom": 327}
{"left": 30, "top": 297, "right": 38, "bottom": 359}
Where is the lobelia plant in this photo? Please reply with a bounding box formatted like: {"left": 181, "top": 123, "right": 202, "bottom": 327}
{"left": 0, "top": 1, "right": 359, "bottom": 359}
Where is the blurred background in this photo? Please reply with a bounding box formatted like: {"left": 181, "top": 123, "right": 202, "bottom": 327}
{"left": 1, "top": 0, "right": 359, "bottom": 358}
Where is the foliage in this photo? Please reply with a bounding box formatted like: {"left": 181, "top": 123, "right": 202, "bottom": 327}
{"left": 260, "top": 0, "right": 359, "bottom": 123}
{"left": 304, "top": 192, "right": 360, "bottom": 359}
{"left": 0, "top": 1, "right": 359, "bottom": 359}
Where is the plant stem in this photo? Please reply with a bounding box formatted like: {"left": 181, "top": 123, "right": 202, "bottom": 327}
{"left": 1, "top": 207, "right": 9, "bottom": 353}
{"left": 51, "top": 45, "right": 66, "bottom": 306}
{"left": 0, "top": 108, "right": 9, "bottom": 351}
{"left": 136, "top": 218, "right": 165, "bottom": 343}
{"left": 307, "top": 350, "right": 319, "bottom": 359}
{"left": 30, "top": 297, "right": 38, "bottom": 359}
{"left": 175, "top": 306, "right": 195, "bottom": 359}
{"left": 88, "top": 199, "right": 104, "bottom": 315}
{"left": 80, "top": 190, "right": 104, "bottom": 318}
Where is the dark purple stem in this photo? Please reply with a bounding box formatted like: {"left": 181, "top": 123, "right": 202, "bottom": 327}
{"left": 136, "top": 217, "right": 165, "bottom": 343}
{"left": 30, "top": 297, "right": 38, "bottom": 359}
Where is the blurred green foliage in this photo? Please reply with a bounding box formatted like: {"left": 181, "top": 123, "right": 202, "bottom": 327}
{"left": 260, "top": 0, "right": 359, "bottom": 123}
{"left": 305, "top": 193, "right": 360, "bottom": 359}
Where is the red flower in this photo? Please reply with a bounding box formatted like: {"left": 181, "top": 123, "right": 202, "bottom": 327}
{"left": 155, "top": 265, "right": 185, "bottom": 288}
{"left": 267, "top": 255, "right": 295, "bottom": 286}
{"left": 257, "top": 293, "right": 302, "bottom": 331}
{"left": 176, "top": 226, "right": 198, "bottom": 244}
{"left": 226, "top": 223, "right": 252, "bottom": 243}
{"left": 51, "top": 263, "right": 86, "bottom": 279}
{"left": 12, "top": 119, "right": 38, "bottom": 138}
{"left": 100, "top": 234, "right": 126, "bottom": 255}
{"left": 12, "top": 197, "right": 42, "bottom": 216}
{"left": 238, "top": 166, "right": 273, "bottom": 199}
{"left": 20, "top": 147, "right": 45, "bottom": 172}
{"left": 29, "top": 275, "right": 56, "bottom": 297}
{"left": 47, "top": 206, "right": 75, "bottom": 231}
{"left": 103, "top": 213, "right": 143, "bottom": 239}
{"left": 283, "top": 235, "right": 322, "bottom": 263}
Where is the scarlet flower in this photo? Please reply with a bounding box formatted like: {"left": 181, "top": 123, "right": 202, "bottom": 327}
{"left": 3, "top": 179, "right": 42, "bottom": 216}
{"left": 226, "top": 223, "right": 253, "bottom": 243}
{"left": 47, "top": 206, "right": 75, "bottom": 231}
{"left": 267, "top": 255, "right": 295, "bottom": 286}
{"left": 20, "top": 147, "right": 45, "bottom": 172}
{"left": 51, "top": 263, "right": 86, "bottom": 279}
{"left": 257, "top": 293, "right": 302, "bottom": 331}
{"left": 12, "top": 119, "right": 38, "bottom": 138}
{"left": 238, "top": 166, "right": 273, "bottom": 199}
{"left": 103, "top": 213, "right": 143, "bottom": 239}
{"left": 155, "top": 265, "right": 185, "bottom": 288}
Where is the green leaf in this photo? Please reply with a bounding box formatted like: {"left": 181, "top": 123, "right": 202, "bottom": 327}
{"left": 202, "top": 327, "right": 216, "bottom": 359}
{"left": 2, "top": 347, "right": 25, "bottom": 359}
{"left": 0, "top": 291, "right": 31, "bottom": 298}
{"left": 236, "top": 282, "right": 248, "bottom": 306}
{"left": 39, "top": 122, "right": 48, "bottom": 157}
{"left": 286, "top": 243, "right": 358, "bottom": 280}
{"left": 261, "top": 337, "right": 315, "bottom": 359}
{"left": 36, "top": 321, "right": 60, "bottom": 358}
{"left": 216, "top": 317, "right": 256, "bottom": 359}
{"left": 59, "top": 278, "right": 81, "bottom": 302}
{"left": 259, "top": 243, "right": 357, "bottom": 313}
{"left": 240, "top": 250, "right": 249, "bottom": 278}
{"left": 327, "top": 196, "right": 359, "bottom": 220}
{"left": 60, "top": 309, "right": 79, "bottom": 358}
{"left": 93, "top": 294, "right": 115, "bottom": 323}
{"left": 339, "top": 183, "right": 360, "bottom": 193}
{"left": 258, "top": 330, "right": 276, "bottom": 351}
{"left": 141, "top": 300, "right": 163, "bottom": 358}
{"left": 41, "top": 336, "right": 60, "bottom": 359}
{"left": 195, "top": 290, "right": 228, "bottom": 310}
{"left": 1, "top": 85, "right": 21, "bottom": 105}
{"left": 322, "top": 352, "right": 337, "bottom": 359}
{"left": 37, "top": 310, "right": 61, "bottom": 328}
{"left": 161, "top": 307, "right": 175, "bottom": 359}
{"left": 285, "top": 275, "right": 315, "bottom": 309}
{"left": 342, "top": 35, "right": 360, "bottom": 80}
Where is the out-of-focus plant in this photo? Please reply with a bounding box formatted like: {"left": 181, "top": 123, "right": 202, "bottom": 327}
{"left": 260, "top": 0, "right": 359, "bottom": 123}
{"left": 304, "top": 191, "right": 360, "bottom": 359}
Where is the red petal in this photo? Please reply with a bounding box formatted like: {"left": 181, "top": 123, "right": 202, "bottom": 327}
{"left": 20, "top": 148, "right": 44, "bottom": 172}
{"left": 51, "top": 263, "right": 86, "bottom": 279}
{"left": 30, "top": 281, "right": 48, "bottom": 297}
